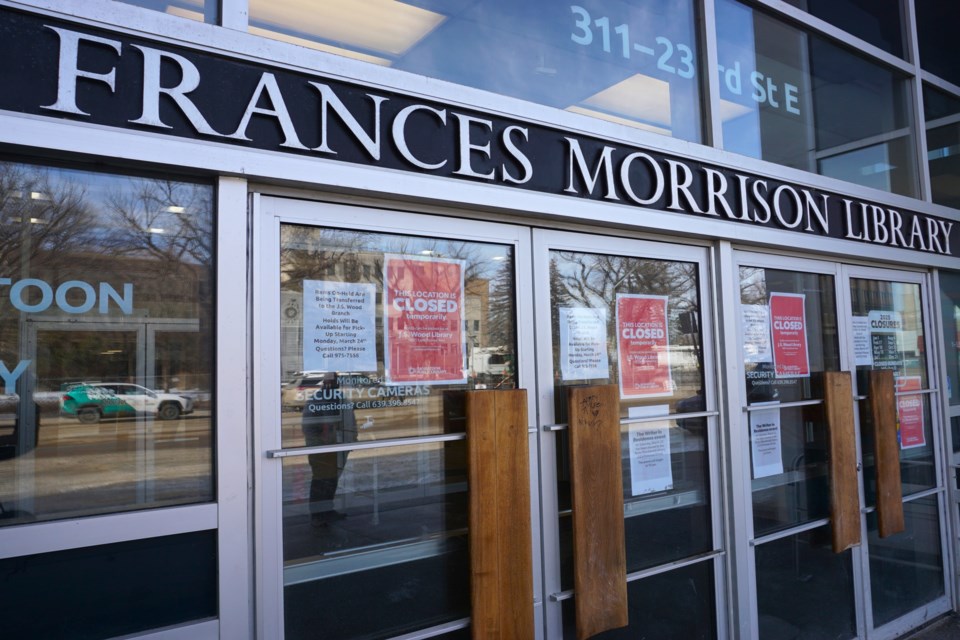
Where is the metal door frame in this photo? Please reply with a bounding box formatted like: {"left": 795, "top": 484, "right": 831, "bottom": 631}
{"left": 729, "top": 251, "right": 952, "bottom": 639}
{"left": 729, "top": 250, "right": 856, "bottom": 640}
{"left": 838, "top": 264, "right": 952, "bottom": 640}
{"left": 531, "top": 229, "right": 726, "bottom": 639}
{"left": 253, "top": 195, "right": 541, "bottom": 640}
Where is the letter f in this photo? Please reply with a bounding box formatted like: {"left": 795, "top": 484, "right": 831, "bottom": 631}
{"left": 42, "top": 26, "right": 121, "bottom": 116}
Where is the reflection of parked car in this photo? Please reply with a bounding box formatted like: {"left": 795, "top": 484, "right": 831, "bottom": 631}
{"left": 282, "top": 372, "right": 328, "bottom": 411}
{"left": 60, "top": 383, "right": 195, "bottom": 423}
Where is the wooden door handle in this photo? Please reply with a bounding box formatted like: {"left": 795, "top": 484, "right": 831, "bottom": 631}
{"left": 869, "top": 369, "right": 905, "bottom": 538}
{"left": 568, "top": 385, "right": 628, "bottom": 640}
{"left": 824, "top": 371, "right": 860, "bottom": 552}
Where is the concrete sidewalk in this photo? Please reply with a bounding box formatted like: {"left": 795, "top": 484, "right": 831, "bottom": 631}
{"left": 902, "top": 614, "right": 960, "bottom": 639}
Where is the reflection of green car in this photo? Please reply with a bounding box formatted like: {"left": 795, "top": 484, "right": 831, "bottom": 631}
{"left": 61, "top": 383, "right": 195, "bottom": 424}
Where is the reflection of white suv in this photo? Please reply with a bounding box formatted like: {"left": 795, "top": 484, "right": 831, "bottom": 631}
{"left": 61, "top": 383, "right": 195, "bottom": 423}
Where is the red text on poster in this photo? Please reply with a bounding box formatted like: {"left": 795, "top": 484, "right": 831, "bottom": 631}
{"left": 769, "top": 293, "right": 810, "bottom": 378}
{"left": 384, "top": 255, "right": 466, "bottom": 385}
{"left": 616, "top": 294, "right": 672, "bottom": 398}
{"left": 895, "top": 375, "right": 926, "bottom": 449}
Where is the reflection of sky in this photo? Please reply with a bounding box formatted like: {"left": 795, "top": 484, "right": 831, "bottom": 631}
{"left": 250, "top": 0, "right": 701, "bottom": 141}
{"left": 284, "top": 226, "right": 511, "bottom": 281}
{"left": 552, "top": 251, "right": 699, "bottom": 308}
{"left": 2, "top": 164, "right": 214, "bottom": 265}
{"left": 715, "top": 0, "right": 912, "bottom": 191}
{"left": 401, "top": 1, "right": 693, "bottom": 99}
{"left": 715, "top": 0, "right": 761, "bottom": 159}
{"left": 819, "top": 143, "right": 892, "bottom": 192}
{"left": 114, "top": 0, "right": 209, "bottom": 21}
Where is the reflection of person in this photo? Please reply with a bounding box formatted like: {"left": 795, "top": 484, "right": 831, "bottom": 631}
{"left": 301, "top": 373, "right": 356, "bottom": 527}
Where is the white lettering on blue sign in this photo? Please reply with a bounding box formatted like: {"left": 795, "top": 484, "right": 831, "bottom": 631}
{"left": 0, "top": 278, "right": 133, "bottom": 314}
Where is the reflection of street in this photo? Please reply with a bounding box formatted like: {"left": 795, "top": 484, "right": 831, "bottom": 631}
{"left": 280, "top": 422, "right": 467, "bottom": 565}
{"left": 280, "top": 403, "right": 446, "bottom": 444}
{"left": 0, "top": 412, "right": 213, "bottom": 522}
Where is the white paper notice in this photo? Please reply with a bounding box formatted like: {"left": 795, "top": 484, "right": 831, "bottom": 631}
{"left": 302, "top": 280, "right": 377, "bottom": 373}
{"left": 852, "top": 316, "right": 873, "bottom": 366}
{"left": 750, "top": 404, "right": 783, "bottom": 479}
{"left": 559, "top": 307, "right": 609, "bottom": 381}
{"left": 742, "top": 304, "right": 772, "bottom": 363}
{"left": 628, "top": 404, "right": 673, "bottom": 496}
{"left": 868, "top": 310, "right": 904, "bottom": 371}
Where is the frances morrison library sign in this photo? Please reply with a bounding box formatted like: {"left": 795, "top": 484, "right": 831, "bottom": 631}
{"left": 1, "top": 7, "right": 957, "bottom": 256}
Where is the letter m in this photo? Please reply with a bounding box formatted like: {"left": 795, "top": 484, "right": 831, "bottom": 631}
{"left": 563, "top": 138, "right": 619, "bottom": 200}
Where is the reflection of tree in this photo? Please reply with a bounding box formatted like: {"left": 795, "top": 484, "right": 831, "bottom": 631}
{"left": 739, "top": 267, "right": 767, "bottom": 305}
{"left": 280, "top": 226, "right": 366, "bottom": 288}
{"left": 551, "top": 251, "right": 700, "bottom": 342}
{"left": 549, "top": 251, "right": 705, "bottom": 403}
{"left": 0, "top": 163, "right": 99, "bottom": 277}
{"left": 103, "top": 179, "right": 213, "bottom": 268}
{"left": 0, "top": 161, "right": 215, "bottom": 391}
{"left": 487, "top": 257, "right": 515, "bottom": 350}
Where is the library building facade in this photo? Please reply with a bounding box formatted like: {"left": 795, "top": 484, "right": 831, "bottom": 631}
{"left": 2, "top": 1, "right": 960, "bottom": 639}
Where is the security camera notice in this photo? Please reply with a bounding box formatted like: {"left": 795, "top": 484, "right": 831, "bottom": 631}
{"left": 303, "top": 280, "right": 377, "bottom": 373}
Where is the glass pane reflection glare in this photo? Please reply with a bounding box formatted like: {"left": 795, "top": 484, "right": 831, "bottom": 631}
{"left": 249, "top": 0, "right": 703, "bottom": 142}
{"left": 548, "top": 248, "right": 712, "bottom": 585}
{"left": 281, "top": 439, "right": 470, "bottom": 639}
{"left": 868, "top": 496, "right": 945, "bottom": 627}
{"left": 112, "top": 0, "right": 215, "bottom": 22}
{"left": 278, "top": 223, "right": 516, "bottom": 639}
{"left": 924, "top": 84, "right": 960, "bottom": 210}
{"left": 850, "top": 278, "right": 936, "bottom": 502}
{"left": 716, "top": 0, "right": 917, "bottom": 197}
{"left": 0, "top": 162, "right": 215, "bottom": 526}
{"left": 738, "top": 266, "right": 840, "bottom": 536}
{"left": 755, "top": 526, "right": 857, "bottom": 639}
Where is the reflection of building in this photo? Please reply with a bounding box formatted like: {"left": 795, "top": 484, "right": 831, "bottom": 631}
{"left": 3, "top": 2, "right": 960, "bottom": 640}
{"left": 0, "top": 243, "right": 212, "bottom": 395}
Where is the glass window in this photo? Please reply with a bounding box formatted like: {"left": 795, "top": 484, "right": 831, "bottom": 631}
{"left": 548, "top": 249, "right": 711, "bottom": 583}
{"left": 0, "top": 161, "right": 215, "bottom": 526}
{"left": 923, "top": 84, "right": 960, "bottom": 210}
{"left": 282, "top": 442, "right": 470, "bottom": 640}
{"left": 754, "top": 526, "right": 857, "bottom": 639}
{"left": 916, "top": 1, "right": 960, "bottom": 87}
{"left": 278, "top": 224, "right": 516, "bottom": 639}
{"left": 783, "top": 0, "right": 904, "bottom": 58}
{"left": 0, "top": 531, "right": 217, "bottom": 639}
{"left": 716, "top": 0, "right": 918, "bottom": 197}
{"left": 561, "top": 560, "right": 716, "bottom": 639}
{"left": 110, "top": 0, "right": 217, "bottom": 22}
{"left": 248, "top": 0, "right": 704, "bottom": 142}
{"left": 938, "top": 272, "right": 960, "bottom": 410}
{"left": 739, "top": 267, "right": 840, "bottom": 535}
{"left": 849, "top": 277, "right": 935, "bottom": 501}
{"left": 867, "top": 496, "right": 945, "bottom": 627}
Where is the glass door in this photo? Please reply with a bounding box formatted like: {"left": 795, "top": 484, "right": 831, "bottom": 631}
{"left": 734, "top": 253, "right": 951, "bottom": 640}
{"left": 734, "top": 254, "right": 858, "bottom": 639}
{"left": 256, "top": 199, "right": 726, "bottom": 639}
{"left": 532, "top": 230, "right": 723, "bottom": 639}
{"left": 255, "top": 198, "right": 539, "bottom": 640}
{"left": 842, "top": 266, "right": 950, "bottom": 638}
